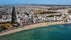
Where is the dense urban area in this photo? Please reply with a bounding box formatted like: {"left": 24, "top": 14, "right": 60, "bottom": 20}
{"left": 0, "top": 5, "right": 71, "bottom": 32}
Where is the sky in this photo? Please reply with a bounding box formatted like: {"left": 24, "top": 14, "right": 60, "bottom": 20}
{"left": 0, "top": 0, "right": 71, "bottom": 5}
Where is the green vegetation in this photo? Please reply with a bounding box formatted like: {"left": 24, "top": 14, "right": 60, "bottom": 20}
{"left": 0, "top": 24, "right": 71, "bottom": 40}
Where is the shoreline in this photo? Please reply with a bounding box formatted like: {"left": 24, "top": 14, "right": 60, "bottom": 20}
{"left": 0, "top": 21, "right": 71, "bottom": 36}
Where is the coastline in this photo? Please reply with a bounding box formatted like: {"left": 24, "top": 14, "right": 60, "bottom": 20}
{"left": 0, "top": 21, "right": 71, "bottom": 36}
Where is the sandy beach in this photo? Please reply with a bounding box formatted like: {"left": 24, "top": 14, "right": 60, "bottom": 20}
{"left": 0, "top": 21, "right": 70, "bottom": 36}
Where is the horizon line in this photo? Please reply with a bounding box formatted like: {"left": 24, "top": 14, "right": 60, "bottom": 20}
{"left": 1, "top": 4, "right": 71, "bottom": 6}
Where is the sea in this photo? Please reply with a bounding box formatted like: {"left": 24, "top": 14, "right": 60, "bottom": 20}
{"left": 0, "top": 23, "right": 71, "bottom": 40}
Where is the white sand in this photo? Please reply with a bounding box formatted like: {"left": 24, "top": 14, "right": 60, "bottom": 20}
{"left": 0, "top": 21, "right": 70, "bottom": 36}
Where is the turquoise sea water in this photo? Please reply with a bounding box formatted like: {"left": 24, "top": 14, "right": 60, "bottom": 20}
{"left": 0, "top": 24, "right": 71, "bottom": 40}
